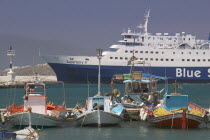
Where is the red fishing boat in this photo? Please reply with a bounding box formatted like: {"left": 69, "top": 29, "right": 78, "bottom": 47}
{"left": 147, "top": 93, "right": 207, "bottom": 129}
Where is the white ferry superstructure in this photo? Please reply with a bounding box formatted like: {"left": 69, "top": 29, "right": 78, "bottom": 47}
{"left": 42, "top": 10, "right": 210, "bottom": 83}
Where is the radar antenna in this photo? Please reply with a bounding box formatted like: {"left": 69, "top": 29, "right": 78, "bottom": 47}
{"left": 137, "top": 10, "right": 150, "bottom": 34}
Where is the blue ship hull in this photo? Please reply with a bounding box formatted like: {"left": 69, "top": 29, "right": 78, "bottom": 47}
{"left": 48, "top": 63, "right": 210, "bottom": 83}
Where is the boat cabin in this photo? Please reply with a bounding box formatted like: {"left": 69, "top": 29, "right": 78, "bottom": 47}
{"left": 123, "top": 79, "right": 151, "bottom": 95}
{"left": 87, "top": 96, "right": 111, "bottom": 112}
{"left": 24, "top": 82, "right": 47, "bottom": 114}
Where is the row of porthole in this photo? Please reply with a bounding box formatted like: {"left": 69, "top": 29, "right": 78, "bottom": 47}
{"left": 109, "top": 57, "right": 210, "bottom": 62}
{"left": 125, "top": 50, "right": 206, "bottom": 55}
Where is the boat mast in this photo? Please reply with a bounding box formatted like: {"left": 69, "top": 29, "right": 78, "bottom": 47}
{"left": 97, "top": 49, "right": 103, "bottom": 96}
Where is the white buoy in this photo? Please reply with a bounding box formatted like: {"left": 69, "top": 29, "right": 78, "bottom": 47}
{"left": 142, "top": 111, "right": 148, "bottom": 121}
{"left": 139, "top": 108, "right": 144, "bottom": 120}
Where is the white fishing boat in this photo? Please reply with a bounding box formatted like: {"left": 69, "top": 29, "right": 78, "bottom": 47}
{"left": 6, "top": 77, "right": 67, "bottom": 127}
{"left": 73, "top": 96, "right": 124, "bottom": 126}
{"left": 72, "top": 49, "right": 124, "bottom": 126}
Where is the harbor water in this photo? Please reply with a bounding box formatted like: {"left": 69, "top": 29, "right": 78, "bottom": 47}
{"left": 1, "top": 83, "right": 210, "bottom": 140}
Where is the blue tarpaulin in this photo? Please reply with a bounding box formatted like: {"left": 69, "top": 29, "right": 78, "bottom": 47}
{"left": 163, "top": 94, "right": 188, "bottom": 111}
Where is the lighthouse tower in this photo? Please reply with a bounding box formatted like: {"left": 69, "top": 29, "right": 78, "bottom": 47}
{"left": 7, "top": 46, "right": 16, "bottom": 82}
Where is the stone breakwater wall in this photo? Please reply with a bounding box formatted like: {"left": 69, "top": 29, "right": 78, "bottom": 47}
{"left": 0, "top": 76, "right": 57, "bottom": 83}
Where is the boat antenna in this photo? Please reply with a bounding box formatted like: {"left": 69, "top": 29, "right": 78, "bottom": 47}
{"left": 130, "top": 50, "right": 135, "bottom": 74}
{"left": 87, "top": 72, "right": 90, "bottom": 97}
{"left": 173, "top": 80, "right": 178, "bottom": 93}
{"left": 97, "top": 49, "right": 103, "bottom": 96}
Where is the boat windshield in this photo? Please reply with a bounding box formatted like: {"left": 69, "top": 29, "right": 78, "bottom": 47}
{"left": 141, "top": 83, "right": 149, "bottom": 92}
{"left": 125, "top": 82, "right": 141, "bottom": 93}
{"left": 92, "top": 98, "right": 104, "bottom": 110}
{"left": 132, "top": 82, "right": 141, "bottom": 93}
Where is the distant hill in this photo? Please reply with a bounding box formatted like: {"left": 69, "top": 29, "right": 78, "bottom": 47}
{"left": 0, "top": 63, "right": 55, "bottom": 76}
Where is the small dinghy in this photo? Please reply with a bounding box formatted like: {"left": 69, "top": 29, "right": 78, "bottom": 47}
{"left": 15, "top": 126, "right": 39, "bottom": 140}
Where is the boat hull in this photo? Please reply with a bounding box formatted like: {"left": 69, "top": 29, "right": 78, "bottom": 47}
{"left": 148, "top": 113, "right": 203, "bottom": 128}
{"left": 8, "top": 112, "right": 63, "bottom": 127}
{"left": 47, "top": 63, "right": 210, "bottom": 83}
{"left": 75, "top": 110, "right": 123, "bottom": 126}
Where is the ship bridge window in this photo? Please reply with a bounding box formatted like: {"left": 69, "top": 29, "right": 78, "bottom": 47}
{"left": 161, "top": 59, "right": 163, "bottom": 61}
{"left": 187, "top": 59, "right": 190, "bottom": 61}
{"left": 125, "top": 50, "right": 128, "bottom": 53}
{"left": 162, "top": 52, "right": 164, "bottom": 54}
{"left": 125, "top": 57, "right": 128, "bottom": 60}
{"left": 197, "top": 59, "right": 200, "bottom": 62}
{"left": 150, "top": 51, "right": 153, "bottom": 54}
{"left": 140, "top": 58, "right": 143, "bottom": 60}
{"left": 109, "top": 48, "right": 119, "bottom": 52}
{"left": 203, "top": 52, "right": 206, "bottom": 55}
{"left": 208, "top": 59, "right": 210, "bottom": 62}
{"left": 196, "top": 52, "right": 198, "bottom": 54}
{"left": 155, "top": 58, "right": 158, "bottom": 61}
{"left": 120, "top": 57, "right": 123, "bottom": 60}
{"left": 115, "top": 57, "right": 118, "bottom": 59}
{"left": 125, "top": 43, "right": 143, "bottom": 46}
{"left": 173, "top": 52, "right": 175, "bottom": 54}
{"left": 135, "top": 51, "right": 138, "bottom": 53}
{"left": 171, "top": 59, "right": 174, "bottom": 61}
{"left": 140, "top": 51, "right": 143, "bottom": 53}
{"left": 150, "top": 58, "right": 153, "bottom": 61}
{"left": 182, "top": 52, "right": 184, "bottom": 54}
{"left": 110, "top": 57, "right": 113, "bottom": 59}
{"left": 203, "top": 59, "right": 206, "bottom": 61}
{"left": 166, "top": 59, "right": 169, "bottom": 61}
{"left": 145, "top": 51, "right": 148, "bottom": 53}
{"left": 145, "top": 58, "right": 148, "bottom": 60}
{"left": 85, "top": 58, "right": 89, "bottom": 61}
{"left": 130, "top": 51, "right": 133, "bottom": 53}
{"left": 156, "top": 52, "right": 158, "bottom": 54}
{"left": 189, "top": 52, "right": 191, "bottom": 54}
{"left": 124, "top": 35, "right": 132, "bottom": 39}
{"left": 192, "top": 59, "right": 195, "bottom": 61}
{"left": 182, "top": 59, "right": 185, "bottom": 61}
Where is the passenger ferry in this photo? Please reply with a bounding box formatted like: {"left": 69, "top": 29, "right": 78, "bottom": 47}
{"left": 42, "top": 10, "right": 210, "bottom": 83}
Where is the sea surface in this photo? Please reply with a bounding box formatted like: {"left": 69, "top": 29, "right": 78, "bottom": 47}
{"left": 1, "top": 83, "right": 210, "bottom": 140}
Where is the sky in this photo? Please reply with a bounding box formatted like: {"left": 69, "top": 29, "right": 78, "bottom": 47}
{"left": 0, "top": 0, "right": 210, "bottom": 69}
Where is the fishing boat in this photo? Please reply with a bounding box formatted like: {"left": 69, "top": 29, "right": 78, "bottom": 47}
{"left": 6, "top": 77, "right": 67, "bottom": 127}
{"left": 42, "top": 10, "right": 210, "bottom": 84}
{"left": 111, "top": 70, "right": 165, "bottom": 120}
{"left": 112, "top": 72, "right": 165, "bottom": 109}
{"left": 147, "top": 82, "right": 207, "bottom": 128}
{"left": 72, "top": 49, "right": 124, "bottom": 126}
